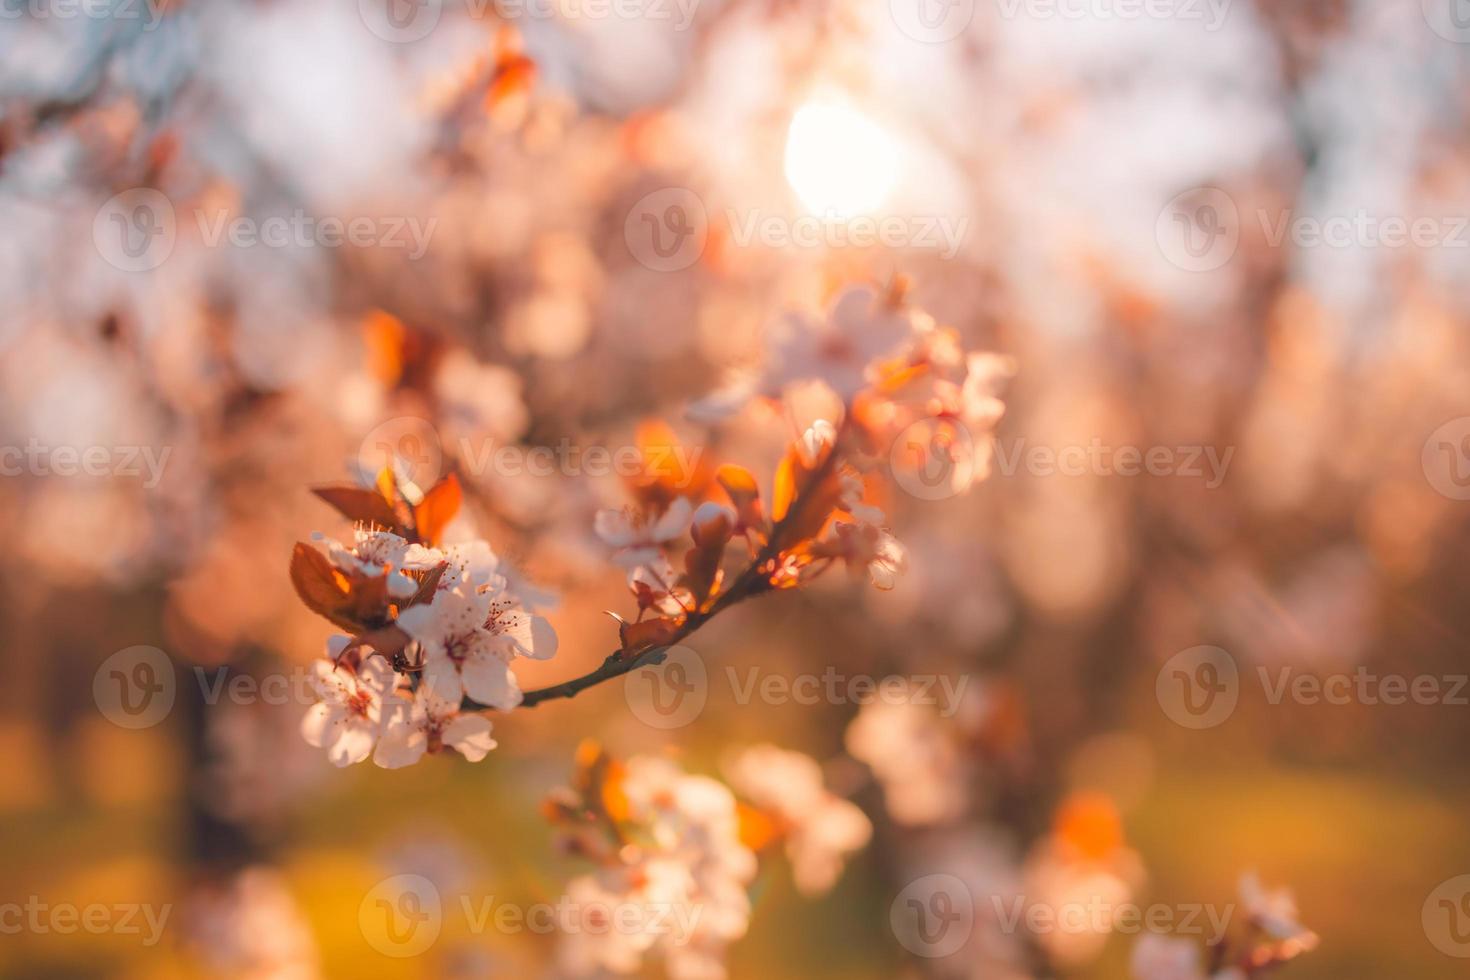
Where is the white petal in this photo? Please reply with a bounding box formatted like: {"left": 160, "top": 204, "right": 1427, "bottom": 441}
{"left": 461, "top": 653, "right": 524, "bottom": 710}
{"left": 443, "top": 714, "right": 497, "bottom": 762}
{"left": 525, "top": 615, "right": 558, "bottom": 660}
{"left": 651, "top": 497, "right": 693, "bottom": 541}
{"left": 373, "top": 724, "right": 428, "bottom": 769}
{"left": 326, "top": 718, "right": 377, "bottom": 767}
{"left": 356, "top": 656, "right": 397, "bottom": 696}
{"left": 300, "top": 702, "right": 336, "bottom": 748}
{"left": 594, "top": 508, "right": 636, "bottom": 547}
{"left": 423, "top": 655, "right": 466, "bottom": 703}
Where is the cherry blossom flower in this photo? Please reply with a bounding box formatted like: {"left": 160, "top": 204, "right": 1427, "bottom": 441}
{"left": 723, "top": 745, "right": 872, "bottom": 894}
{"left": 312, "top": 528, "right": 419, "bottom": 598}
{"left": 185, "top": 867, "right": 320, "bottom": 980}
{"left": 595, "top": 496, "right": 694, "bottom": 569}
{"left": 299, "top": 652, "right": 396, "bottom": 767}
{"left": 395, "top": 577, "right": 554, "bottom": 708}
{"left": 763, "top": 285, "right": 917, "bottom": 401}
{"left": 554, "top": 753, "right": 757, "bottom": 980}
{"left": 1131, "top": 933, "right": 1244, "bottom": 980}
{"left": 816, "top": 521, "right": 908, "bottom": 590}
{"left": 1238, "top": 872, "right": 1318, "bottom": 951}
{"left": 374, "top": 683, "right": 497, "bottom": 768}
{"left": 557, "top": 858, "right": 695, "bottom": 977}
{"left": 845, "top": 693, "right": 969, "bottom": 826}
{"left": 628, "top": 556, "right": 692, "bottom": 616}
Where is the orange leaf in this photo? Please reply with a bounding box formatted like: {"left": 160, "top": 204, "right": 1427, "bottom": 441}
{"left": 362, "top": 309, "right": 407, "bottom": 386}
{"left": 716, "top": 464, "right": 765, "bottom": 534}
{"left": 311, "top": 485, "right": 399, "bottom": 530}
{"left": 737, "top": 802, "right": 782, "bottom": 853}
{"left": 413, "top": 474, "right": 462, "bottom": 546}
{"left": 618, "top": 617, "right": 682, "bottom": 657}
{"left": 289, "top": 543, "right": 355, "bottom": 630}
{"left": 771, "top": 452, "right": 797, "bottom": 524}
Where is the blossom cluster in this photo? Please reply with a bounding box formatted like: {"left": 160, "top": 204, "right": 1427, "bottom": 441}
{"left": 544, "top": 742, "right": 871, "bottom": 979}
{"left": 290, "top": 469, "right": 556, "bottom": 767}
{"left": 1131, "top": 873, "right": 1319, "bottom": 980}
{"left": 594, "top": 283, "right": 1013, "bottom": 663}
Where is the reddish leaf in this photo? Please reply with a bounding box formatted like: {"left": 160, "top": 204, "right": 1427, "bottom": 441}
{"left": 289, "top": 543, "right": 355, "bottom": 630}
{"left": 311, "top": 485, "right": 400, "bottom": 530}
{"left": 716, "top": 464, "right": 765, "bottom": 536}
{"left": 413, "top": 473, "right": 462, "bottom": 546}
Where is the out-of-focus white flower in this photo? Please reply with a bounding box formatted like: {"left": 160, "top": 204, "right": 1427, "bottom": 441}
{"left": 373, "top": 683, "right": 496, "bottom": 768}
{"left": 1130, "top": 933, "right": 1244, "bottom": 980}
{"left": 432, "top": 349, "right": 530, "bottom": 447}
{"left": 1238, "top": 872, "right": 1317, "bottom": 950}
{"left": 595, "top": 496, "right": 693, "bottom": 569}
{"left": 186, "top": 867, "right": 320, "bottom": 980}
{"left": 628, "top": 555, "right": 692, "bottom": 616}
{"left": 764, "top": 286, "right": 916, "bottom": 401}
{"left": 818, "top": 521, "right": 908, "bottom": 590}
{"left": 723, "top": 744, "right": 871, "bottom": 894}
{"left": 299, "top": 653, "right": 396, "bottom": 767}
{"left": 845, "top": 693, "right": 968, "bottom": 826}
{"left": 312, "top": 528, "right": 420, "bottom": 598}
{"left": 558, "top": 756, "right": 757, "bottom": 980}
{"left": 557, "top": 858, "right": 693, "bottom": 977}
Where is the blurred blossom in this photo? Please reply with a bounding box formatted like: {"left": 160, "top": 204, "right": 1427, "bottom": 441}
{"left": 184, "top": 867, "right": 320, "bottom": 980}
{"left": 846, "top": 690, "right": 971, "bottom": 827}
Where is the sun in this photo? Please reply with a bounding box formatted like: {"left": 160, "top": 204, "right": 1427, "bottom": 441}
{"left": 783, "top": 100, "right": 899, "bottom": 219}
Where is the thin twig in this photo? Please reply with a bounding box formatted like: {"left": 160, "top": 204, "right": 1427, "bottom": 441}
{"left": 464, "top": 424, "right": 848, "bottom": 712}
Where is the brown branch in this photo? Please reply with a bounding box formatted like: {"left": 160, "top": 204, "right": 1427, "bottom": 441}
{"left": 462, "top": 425, "right": 849, "bottom": 712}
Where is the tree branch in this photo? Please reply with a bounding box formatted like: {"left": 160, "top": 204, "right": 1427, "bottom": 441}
{"left": 465, "top": 425, "right": 848, "bottom": 712}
